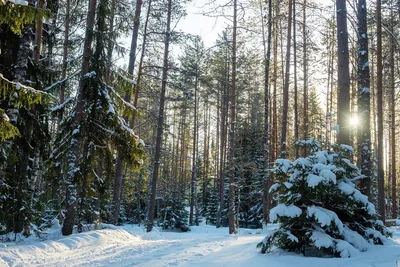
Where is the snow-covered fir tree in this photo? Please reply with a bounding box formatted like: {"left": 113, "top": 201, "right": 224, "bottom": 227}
{"left": 205, "top": 186, "right": 219, "bottom": 225}
{"left": 160, "top": 194, "right": 190, "bottom": 232}
{"left": 258, "top": 140, "right": 391, "bottom": 257}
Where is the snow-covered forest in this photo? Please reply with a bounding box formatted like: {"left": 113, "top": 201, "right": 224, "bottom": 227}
{"left": 1, "top": 0, "right": 400, "bottom": 265}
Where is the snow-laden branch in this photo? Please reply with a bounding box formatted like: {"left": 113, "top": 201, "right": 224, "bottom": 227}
{"left": 106, "top": 84, "right": 136, "bottom": 111}
{"left": 44, "top": 70, "right": 81, "bottom": 92}
{"left": 0, "top": 73, "right": 56, "bottom": 100}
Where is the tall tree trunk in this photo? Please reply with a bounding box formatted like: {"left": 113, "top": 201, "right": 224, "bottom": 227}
{"left": 326, "top": 21, "right": 332, "bottom": 146}
{"left": 335, "top": 0, "right": 350, "bottom": 145}
{"left": 112, "top": 0, "right": 142, "bottom": 226}
{"left": 55, "top": 0, "right": 70, "bottom": 203}
{"left": 216, "top": 50, "right": 229, "bottom": 228}
{"left": 58, "top": 0, "right": 70, "bottom": 130}
{"left": 190, "top": 69, "right": 198, "bottom": 226}
{"left": 272, "top": 1, "right": 279, "bottom": 162}
{"left": 357, "top": 0, "right": 371, "bottom": 197}
{"left": 280, "top": 0, "right": 293, "bottom": 158}
{"left": 261, "top": 0, "right": 272, "bottom": 224}
{"left": 33, "top": 0, "right": 44, "bottom": 63}
{"left": 202, "top": 98, "right": 210, "bottom": 214}
{"left": 302, "top": 0, "right": 308, "bottom": 147}
{"left": 228, "top": 0, "right": 238, "bottom": 235}
{"left": 146, "top": 0, "right": 172, "bottom": 232}
{"left": 62, "top": 0, "right": 97, "bottom": 236}
{"left": 179, "top": 103, "right": 187, "bottom": 197}
{"left": 131, "top": 0, "right": 152, "bottom": 127}
{"left": 293, "top": 0, "right": 299, "bottom": 158}
{"left": 376, "top": 0, "right": 385, "bottom": 221}
{"left": 390, "top": 9, "right": 396, "bottom": 218}
{"left": 25, "top": 0, "right": 45, "bottom": 236}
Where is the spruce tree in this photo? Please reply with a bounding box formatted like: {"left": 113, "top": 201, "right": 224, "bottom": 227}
{"left": 0, "top": 1, "right": 51, "bottom": 236}
{"left": 258, "top": 140, "right": 390, "bottom": 257}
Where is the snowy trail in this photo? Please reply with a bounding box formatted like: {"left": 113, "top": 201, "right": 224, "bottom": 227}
{"left": 0, "top": 225, "right": 235, "bottom": 267}
{"left": 1, "top": 225, "right": 400, "bottom": 266}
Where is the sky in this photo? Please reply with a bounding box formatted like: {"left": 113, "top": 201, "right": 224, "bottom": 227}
{"left": 178, "top": 0, "right": 228, "bottom": 47}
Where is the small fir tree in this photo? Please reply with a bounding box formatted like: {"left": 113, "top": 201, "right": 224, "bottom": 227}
{"left": 258, "top": 140, "right": 390, "bottom": 258}
{"left": 205, "top": 186, "right": 219, "bottom": 225}
{"left": 160, "top": 194, "right": 190, "bottom": 232}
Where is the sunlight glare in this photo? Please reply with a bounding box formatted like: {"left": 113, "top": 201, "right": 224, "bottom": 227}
{"left": 350, "top": 116, "right": 359, "bottom": 127}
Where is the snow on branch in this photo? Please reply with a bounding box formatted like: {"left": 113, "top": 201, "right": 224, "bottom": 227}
{"left": 50, "top": 97, "right": 74, "bottom": 112}
{"left": 107, "top": 84, "right": 136, "bottom": 111}
{"left": 0, "top": 73, "right": 56, "bottom": 100}
{"left": 44, "top": 70, "right": 81, "bottom": 92}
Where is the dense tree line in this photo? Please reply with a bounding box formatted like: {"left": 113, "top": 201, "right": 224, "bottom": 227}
{"left": 0, "top": 0, "right": 399, "bottom": 245}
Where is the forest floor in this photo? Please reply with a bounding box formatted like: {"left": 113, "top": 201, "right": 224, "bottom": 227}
{"left": 1, "top": 223, "right": 400, "bottom": 266}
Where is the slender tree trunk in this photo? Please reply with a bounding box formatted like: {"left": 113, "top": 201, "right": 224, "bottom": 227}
{"left": 228, "top": 0, "right": 238, "bottom": 235}
{"left": 131, "top": 0, "right": 151, "bottom": 127}
{"left": 280, "top": 0, "right": 293, "bottom": 158}
{"left": 190, "top": 70, "right": 198, "bottom": 226}
{"left": 33, "top": 0, "right": 44, "bottom": 63}
{"left": 390, "top": 11, "right": 396, "bottom": 218}
{"left": 370, "top": 40, "right": 377, "bottom": 161}
{"left": 179, "top": 103, "right": 187, "bottom": 197}
{"left": 335, "top": 0, "right": 350, "bottom": 145}
{"left": 216, "top": 87, "right": 224, "bottom": 228}
{"left": 62, "top": 0, "right": 97, "bottom": 236}
{"left": 112, "top": 0, "right": 142, "bottom": 226}
{"left": 272, "top": 2, "right": 279, "bottom": 162}
{"left": 59, "top": 0, "right": 70, "bottom": 124}
{"left": 216, "top": 53, "right": 229, "bottom": 228}
{"left": 293, "top": 0, "right": 299, "bottom": 157}
{"left": 105, "top": 0, "right": 117, "bottom": 82}
{"left": 302, "top": 0, "right": 308, "bottom": 147}
{"left": 376, "top": 0, "right": 385, "bottom": 221}
{"left": 261, "top": 0, "right": 272, "bottom": 224}
{"left": 202, "top": 99, "right": 210, "bottom": 214}
{"left": 326, "top": 23, "right": 332, "bottom": 146}
{"left": 28, "top": 0, "right": 45, "bottom": 235}
{"left": 146, "top": 0, "right": 172, "bottom": 232}
{"left": 329, "top": 18, "right": 335, "bottom": 144}
{"left": 357, "top": 0, "right": 371, "bottom": 197}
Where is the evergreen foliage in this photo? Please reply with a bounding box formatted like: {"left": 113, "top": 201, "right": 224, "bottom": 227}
{"left": 0, "top": 3, "right": 49, "bottom": 35}
{"left": 258, "top": 140, "right": 391, "bottom": 257}
{"left": 159, "top": 194, "right": 190, "bottom": 232}
{"left": 205, "top": 186, "right": 219, "bottom": 225}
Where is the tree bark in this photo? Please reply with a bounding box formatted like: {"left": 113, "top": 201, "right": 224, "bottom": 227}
{"left": 33, "top": 0, "right": 44, "bottom": 63}
{"left": 357, "top": 0, "right": 371, "bottom": 197}
{"left": 131, "top": 0, "right": 152, "bottom": 128}
{"left": 112, "top": 0, "right": 142, "bottom": 226}
{"left": 335, "top": 0, "right": 350, "bottom": 145}
{"left": 261, "top": 0, "right": 272, "bottom": 224}
{"left": 146, "top": 0, "right": 172, "bottom": 232}
{"left": 376, "top": 0, "right": 385, "bottom": 221}
{"left": 62, "top": 0, "right": 97, "bottom": 236}
{"left": 293, "top": 0, "right": 299, "bottom": 158}
{"left": 272, "top": 1, "right": 279, "bottom": 162}
{"left": 216, "top": 48, "right": 229, "bottom": 228}
{"left": 228, "top": 0, "right": 238, "bottom": 235}
{"left": 59, "top": 0, "right": 70, "bottom": 125}
{"left": 302, "top": 0, "right": 308, "bottom": 149}
{"left": 280, "top": 0, "right": 293, "bottom": 158}
{"left": 389, "top": 7, "right": 396, "bottom": 218}
{"left": 189, "top": 68, "right": 198, "bottom": 226}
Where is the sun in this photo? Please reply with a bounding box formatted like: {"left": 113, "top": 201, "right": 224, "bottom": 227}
{"left": 350, "top": 116, "right": 359, "bottom": 127}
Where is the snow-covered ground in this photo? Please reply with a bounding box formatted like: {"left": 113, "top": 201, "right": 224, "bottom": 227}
{"left": 1, "top": 223, "right": 400, "bottom": 267}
